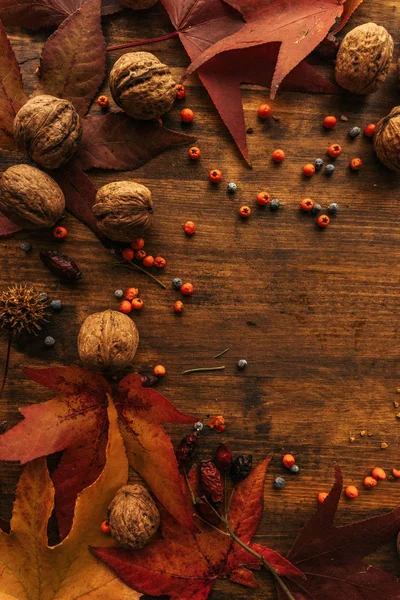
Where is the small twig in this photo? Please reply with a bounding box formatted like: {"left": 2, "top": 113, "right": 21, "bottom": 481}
{"left": 226, "top": 487, "right": 234, "bottom": 517}
{"left": 223, "top": 472, "right": 227, "bottom": 517}
{"left": 213, "top": 348, "right": 230, "bottom": 359}
{"left": 113, "top": 260, "right": 167, "bottom": 289}
{"left": 182, "top": 366, "right": 225, "bottom": 375}
{"left": 193, "top": 513, "right": 230, "bottom": 535}
{"left": 0, "top": 333, "right": 12, "bottom": 402}
{"left": 106, "top": 30, "right": 179, "bottom": 52}
{"left": 183, "top": 468, "right": 196, "bottom": 506}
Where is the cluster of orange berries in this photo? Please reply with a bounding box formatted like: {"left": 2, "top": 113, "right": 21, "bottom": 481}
{"left": 300, "top": 198, "right": 331, "bottom": 229}
{"left": 175, "top": 84, "right": 196, "bottom": 124}
{"left": 318, "top": 466, "right": 400, "bottom": 504}
{"left": 119, "top": 287, "right": 144, "bottom": 313}
{"left": 121, "top": 238, "right": 166, "bottom": 270}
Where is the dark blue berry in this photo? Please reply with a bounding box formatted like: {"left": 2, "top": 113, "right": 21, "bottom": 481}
{"left": 328, "top": 202, "right": 339, "bottom": 215}
{"left": 172, "top": 277, "right": 183, "bottom": 290}
{"left": 325, "top": 164, "right": 335, "bottom": 175}
{"left": 20, "top": 242, "right": 31, "bottom": 252}
{"left": 349, "top": 126, "right": 361, "bottom": 139}
{"left": 44, "top": 336, "right": 56, "bottom": 347}
{"left": 50, "top": 299, "right": 62, "bottom": 311}
{"left": 289, "top": 464, "right": 300, "bottom": 474}
{"left": 270, "top": 198, "right": 280, "bottom": 210}
{"left": 314, "top": 158, "right": 324, "bottom": 170}
{"left": 227, "top": 182, "right": 237, "bottom": 193}
{"left": 238, "top": 359, "right": 247, "bottom": 370}
{"left": 273, "top": 476, "right": 286, "bottom": 489}
{"left": 312, "top": 203, "right": 322, "bottom": 215}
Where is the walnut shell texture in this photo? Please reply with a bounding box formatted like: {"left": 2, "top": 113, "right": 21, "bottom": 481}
{"left": 109, "top": 52, "right": 176, "bottom": 120}
{"left": 0, "top": 164, "right": 65, "bottom": 229}
{"left": 78, "top": 309, "right": 139, "bottom": 373}
{"left": 13, "top": 95, "right": 82, "bottom": 169}
{"left": 120, "top": 0, "right": 158, "bottom": 8}
{"left": 335, "top": 23, "right": 393, "bottom": 94}
{"left": 108, "top": 484, "right": 160, "bottom": 549}
{"left": 374, "top": 106, "right": 400, "bottom": 172}
{"left": 92, "top": 180, "right": 154, "bottom": 242}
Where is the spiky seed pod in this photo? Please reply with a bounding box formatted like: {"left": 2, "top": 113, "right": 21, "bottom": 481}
{"left": 0, "top": 284, "right": 48, "bottom": 335}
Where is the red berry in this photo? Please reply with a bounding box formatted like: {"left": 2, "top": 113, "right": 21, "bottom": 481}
{"left": 209, "top": 169, "right": 222, "bottom": 183}
{"left": 131, "top": 238, "right": 145, "bottom": 250}
{"left": 345, "top": 485, "right": 358, "bottom": 499}
{"left": 188, "top": 146, "right": 201, "bottom": 160}
{"left": 272, "top": 148, "right": 285, "bottom": 163}
{"left": 53, "top": 226, "right": 68, "bottom": 239}
{"left": 183, "top": 221, "right": 196, "bottom": 235}
{"left": 122, "top": 248, "right": 134, "bottom": 261}
{"left": 317, "top": 492, "right": 328, "bottom": 504}
{"left": 303, "top": 164, "right": 315, "bottom": 177}
{"left": 300, "top": 198, "right": 314, "bottom": 211}
{"left": 100, "top": 520, "right": 111, "bottom": 533}
{"left": 174, "top": 300, "right": 184, "bottom": 313}
{"left": 317, "top": 215, "right": 330, "bottom": 228}
{"left": 143, "top": 255, "right": 154, "bottom": 267}
{"left": 181, "top": 108, "right": 194, "bottom": 123}
{"left": 349, "top": 157, "right": 362, "bottom": 171}
{"left": 364, "top": 123, "right": 376, "bottom": 137}
{"left": 181, "top": 282, "right": 194, "bottom": 295}
{"left": 256, "top": 191, "right": 271, "bottom": 206}
{"left": 282, "top": 454, "right": 295, "bottom": 468}
{"left": 371, "top": 467, "right": 386, "bottom": 480}
{"left": 120, "top": 300, "right": 132, "bottom": 314}
{"left": 175, "top": 84, "right": 186, "bottom": 100}
{"left": 323, "top": 115, "right": 337, "bottom": 129}
{"left": 154, "top": 256, "right": 166, "bottom": 269}
{"left": 364, "top": 476, "right": 377, "bottom": 489}
{"left": 257, "top": 103, "right": 272, "bottom": 119}
{"left": 327, "top": 144, "right": 342, "bottom": 158}
{"left": 97, "top": 95, "right": 109, "bottom": 109}
{"left": 132, "top": 298, "right": 144, "bottom": 310}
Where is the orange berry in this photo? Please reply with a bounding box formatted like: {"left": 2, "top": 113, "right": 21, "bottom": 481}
{"left": 256, "top": 191, "right": 271, "bottom": 206}
{"left": 157, "top": 117, "right": 163, "bottom": 126}
{"left": 125, "top": 287, "right": 139, "bottom": 301}
{"left": 122, "top": 248, "right": 134, "bottom": 261}
{"left": 282, "top": 454, "right": 295, "bottom": 468}
{"left": 257, "top": 103, "right": 272, "bottom": 119}
{"left": 317, "top": 492, "right": 328, "bottom": 504}
{"left": 392, "top": 468, "right": 400, "bottom": 478}
{"left": 120, "top": 300, "right": 132, "bottom": 314}
{"left": 209, "top": 169, "right": 222, "bottom": 183}
{"left": 154, "top": 256, "right": 166, "bottom": 269}
{"left": 272, "top": 148, "right": 285, "bottom": 163}
{"left": 303, "top": 163, "right": 315, "bottom": 177}
{"left": 209, "top": 415, "right": 226, "bottom": 433}
{"left": 364, "top": 123, "right": 376, "bottom": 137}
{"left": 135, "top": 249, "right": 146, "bottom": 260}
{"left": 132, "top": 298, "right": 144, "bottom": 310}
{"left": 345, "top": 485, "right": 359, "bottom": 499}
{"left": 327, "top": 143, "right": 342, "bottom": 158}
{"left": 143, "top": 255, "right": 154, "bottom": 267}
{"left": 364, "top": 476, "right": 377, "bottom": 489}
{"left": 300, "top": 198, "right": 314, "bottom": 211}
{"left": 174, "top": 300, "right": 184, "bottom": 313}
{"left": 100, "top": 519, "right": 111, "bottom": 533}
{"left": 53, "top": 226, "right": 68, "bottom": 239}
{"left": 349, "top": 157, "right": 362, "bottom": 171}
{"left": 323, "top": 115, "right": 337, "bottom": 129}
{"left": 131, "top": 238, "right": 145, "bottom": 250}
{"left": 181, "top": 282, "right": 194, "bottom": 295}
{"left": 239, "top": 205, "right": 251, "bottom": 218}
{"left": 181, "top": 108, "right": 194, "bottom": 123}
{"left": 154, "top": 364, "right": 166, "bottom": 376}
{"left": 175, "top": 84, "right": 186, "bottom": 100}
{"left": 97, "top": 95, "right": 109, "bottom": 109}
{"left": 372, "top": 467, "right": 386, "bottom": 480}
{"left": 188, "top": 146, "right": 201, "bottom": 160}
{"left": 317, "top": 215, "right": 330, "bottom": 228}
{"left": 183, "top": 221, "right": 196, "bottom": 235}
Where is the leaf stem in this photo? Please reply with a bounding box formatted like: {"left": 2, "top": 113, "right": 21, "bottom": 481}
{"left": 106, "top": 30, "right": 180, "bottom": 52}
{"left": 213, "top": 348, "right": 230, "bottom": 359}
{"left": 193, "top": 513, "right": 230, "bottom": 535}
{"left": 0, "top": 332, "right": 12, "bottom": 402}
{"left": 113, "top": 260, "right": 167, "bottom": 289}
{"left": 182, "top": 366, "right": 225, "bottom": 375}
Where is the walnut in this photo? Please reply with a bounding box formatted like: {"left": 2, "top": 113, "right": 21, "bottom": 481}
{"left": 13, "top": 95, "right": 82, "bottom": 169}
{"left": 78, "top": 309, "right": 139, "bottom": 373}
{"left": 0, "top": 164, "right": 65, "bottom": 229}
{"left": 92, "top": 181, "right": 154, "bottom": 242}
{"left": 335, "top": 23, "right": 393, "bottom": 94}
{"left": 108, "top": 484, "right": 160, "bottom": 549}
{"left": 109, "top": 52, "right": 176, "bottom": 120}
{"left": 120, "top": 0, "right": 158, "bottom": 8}
{"left": 374, "top": 106, "right": 400, "bottom": 171}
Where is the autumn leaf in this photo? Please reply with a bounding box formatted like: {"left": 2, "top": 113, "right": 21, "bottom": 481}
{"left": 34, "top": 0, "right": 106, "bottom": 117}
{"left": 0, "top": 366, "right": 197, "bottom": 539}
{"left": 0, "top": 20, "right": 27, "bottom": 151}
{"left": 92, "top": 457, "right": 303, "bottom": 599}
{"left": 276, "top": 466, "right": 400, "bottom": 600}
{"left": 0, "top": 399, "right": 139, "bottom": 599}
{"left": 333, "top": 0, "right": 364, "bottom": 34}
{"left": 76, "top": 113, "right": 196, "bottom": 171}
{"left": 0, "top": 215, "right": 22, "bottom": 238}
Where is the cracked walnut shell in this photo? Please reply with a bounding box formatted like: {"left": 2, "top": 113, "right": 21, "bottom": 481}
{"left": 78, "top": 309, "right": 139, "bottom": 373}
{"left": 374, "top": 106, "right": 400, "bottom": 172}
{"left": 0, "top": 164, "right": 65, "bottom": 229}
{"left": 13, "top": 95, "right": 82, "bottom": 169}
{"left": 92, "top": 181, "right": 154, "bottom": 242}
{"left": 109, "top": 52, "right": 176, "bottom": 120}
{"left": 108, "top": 484, "right": 160, "bottom": 549}
{"left": 335, "top": 23, "right": 393, "bottom": 94}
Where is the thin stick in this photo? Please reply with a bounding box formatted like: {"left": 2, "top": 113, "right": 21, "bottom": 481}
{"left": 223, "top": 472, "right": 227, "bottom": 518}
{"left": 107, "top": 30, "right": 179, "bottom": 52}
{"left": 0, "top": 332, "right": 12, "bottom": 401}
{"left": 183, "top": 469, "right": 196, "bottom": 506}
{"left": 213, "top": 348, "right": 230, "bottom": 359}
{"left": 182, "top": 366, "right": 225, "bottom": 375}
{"left": 113, "top": 261, "right": 167, "bottom": 289}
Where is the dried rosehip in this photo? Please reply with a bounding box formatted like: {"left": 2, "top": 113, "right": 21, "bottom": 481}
{"left": 200, "top": 461, "right": 224, "bottom": 504}
{"left": 176, "top": 433, "right": 198, "bottom": 468}
{"left": 215, "top": 443, "right": 232, "bottom": 471}
{"left": 231, "top": 454, "right": 252, "bottom": 483}
{"left": 40, "top": 250, "right": 82, "bottom": 281}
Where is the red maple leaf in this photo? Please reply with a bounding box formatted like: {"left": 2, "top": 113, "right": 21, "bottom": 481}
{"left": 93, "top": 457, "right": 304, "bottom": 598}
{"left": 0, "top": 367, "right": 197, "bottom": 538}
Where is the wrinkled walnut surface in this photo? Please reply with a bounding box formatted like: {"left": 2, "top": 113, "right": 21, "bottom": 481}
{"left": 374, "top": 106, "right": 400, "bottom": 172}
{"left": 0, "top": 164, "right": 65, "bottom": 229}
{"left": 13, "top": 95, "right": 82, "bottom": 169}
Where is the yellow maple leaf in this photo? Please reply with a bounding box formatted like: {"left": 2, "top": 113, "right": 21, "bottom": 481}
{"left": 0, "top": 398, "right": 140, "bottom": 600}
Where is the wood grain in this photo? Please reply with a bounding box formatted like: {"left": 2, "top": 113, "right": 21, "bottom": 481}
{"left": 1, "top": 1, "right": 400, "bottom": 598}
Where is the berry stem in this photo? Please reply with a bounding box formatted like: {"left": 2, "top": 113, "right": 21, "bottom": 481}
{"left": 0, "top": 332, "right": 12, "bottom": 401}
{"left": 182, "top": 366, "right": 226, "bottom": 375}
{"left": 113, "top": 260, "right": 167, "bottom": 289}
{"left": 213, "top": 347, "right": 230, "bottom": 359}
{"left": 106, "top": 30, "right": 179, "bottom": 52}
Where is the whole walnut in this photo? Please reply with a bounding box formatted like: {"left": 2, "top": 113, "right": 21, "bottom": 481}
{"left": 0, "top": 164, "right": 65, "bottom": 229}
{"left": 92, "top": 181, "right": 154, "bottom": 242}
{"left": 78, "top": 309, "right": 139, "bottom": 373}
{"left": 13, "top": 95, "right": 82, "bottom": 169}
{"left": 374, "top": 106, "right": 400, "bottom": 171}
{"left": 108, "top": 484, "right": 160, "bottom": 549}
{"left": 109, "top": 52, "right": 175, "bottom": 120}
{"left": 120, "top": 0, "right": 158, "bottom": 8}
{"left": 335, "top": 23, "right": 393, "bottom": 94}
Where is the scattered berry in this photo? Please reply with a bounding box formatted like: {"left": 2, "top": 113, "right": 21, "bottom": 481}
{"left": 135, "top": 249, "right": 146, "bottom": 260}
{"left": 175, "top": 84, "right": 186, "bottom": 100}
{"left": 122, "top": 248, "right": 134, "bottom": 261}
{"left": 323, "top": 115, "right": 337, "bottom": 129}
{"left": 181, "top": 108, "right": 194, "bottom": 123}
{"left": 44, "top": 336, "right": 55, "bottom": 347}
{"left": 256, "top": 191, "right": 271, "bottom": 206}
{"left": 183, "top": 221, "right": 196, "bottom": 235}
{"left": 154, "top": 256, "right": 166, "bottom": 269}
{"left": 239, "top": 205, "right": 251, "bottom": 218}
{"left": 350, "top": 157, "right": 362, "bottom": 171}
{"left": 282, "top": 454, "right": 295, "bottom": 468}
{"left": 215, "top": 442, "right": 233, "bottom": 471}
{"left": 131, "top": 238, "right": 145, "bottom": 250}
{"left": 227, "top": 182, "right": 237, "bottom": 193}
{"left": 100, "top": 520, "right": 111, "bottom": 534}
{"left": 120, "top": 300, "right": 132, "bottom": 314}
{"left": 300, "top": 198, "right": 314, "bottom": 212}
{"left": 143, "top": 255, "right": 154, "bottom": 267}
{"left": 303, "top": 163, "right": 315, "bottom": 177}
{"left": 181, "top": 282, "right": 194, "bottom": 295}
{"left": 209, "top": 415, "right": 226, "bottom": 433}
{"left": 372, "top": 467, "right": 387, "bottom": 480}
{"left": 272, "top": 148, "right": 285, "bottom": 163}
{"left": 314, "top": 158, "right": 324, "bottom": 170}
{"left": 97, "top": 95, "right": 109, "bottom": 109}
{"left": 317, "top": 215, "right": 330, "bottom": 228}
{"left": 325, "top": 164, "right": 335, "bottom": 175}
{"left": 237, "top": 359, "right": 247, "bottom": 369}
{"left": 174, "top": 300, "right": 184, "bottom": 313}
{"left": 39, "top": 292, "right": 48, "bottom": 301}
{"left": 364, "top": 123, "right": 376, "bottom": 137}
{"left": 270, "top": 198, "right": 280, "bottom": 210}
{"left": 327, "top": 143, "right": 342, "bottom": 158}
{"left": 289, "top": 464, "right": 300, "bottom": 474}
{"left": 257, "top": 103, "right": 272, "bottom": 119}
{"left": 364, "top": 476, "right": 378, "bottom": 489}
{"left": 188, "top": 146, "right": 201, "bottom": 160}
{"left": 209, "top": 169, "right": 222, "bottom": 183}
{"left": 172, "top": 277, "right": 183, "bottom": 290}
{"left": 53, "top": 226, "right": 68, "bottom": 239}
{"left": 231, "top": 454, "right": 252, "bottom": 482}
{"left": 125, "top": 287, "right": 139, "bottom": 301}
{"left": 50, "top": 299, "right": 62, "bottom": 310}
{"left": 318, "top": 492, "right": 328, "bottom": 504}
{"left": 345, "top": 485, "right": 358, "bottom": 499}
{"left": 349, "top": 126, "right": 361, "bottom": 139}
{"left": 194, "top": 421, "right": 204, "bottom": 432}
{"left": 328, "top": 203, "right": 339, "bottom": 215}
{"left": 114, "top": 289, "right": 124, "bottom": 298}
{"left": 132, "top": 298, "right": 144, "bottom": 310}
{"left": 20, "top": 242, "right": 32, "bottom": 252}
{"left": 154, "top": 364, "right": 166, "bottom": 377}
{"left": 274, "top": 477, "right": 286, "bottom": 489}
{"left": 312, "top": 203, "right": 322, "bottom": 215}
{"left": 392, "top": 468, "right": 400, "bottom": 479}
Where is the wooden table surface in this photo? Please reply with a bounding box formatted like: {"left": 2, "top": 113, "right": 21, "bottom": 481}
{"left": 1, "top": 1, "right": 400, "bottom": 598}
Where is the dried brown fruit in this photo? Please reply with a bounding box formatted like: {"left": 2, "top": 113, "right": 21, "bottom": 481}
{"left": 374, "top": 106, "right": 400, "bottom": 172}
{"left": 13, "top": 94, "right": 82, "bottom": 169}
{"left": 92, "top": 181, "right": 154, "bottom": 242}
{"left": 0, "top": 164, "right": 65, "bottom": 229}
{"left": 335, "top": 23, "right": 393, "bottom": 94}
{"left": 78, "top": 309, "right": 139, "bottom": 373}
{"left": 120, "top": 0, "right": 158, "bottom": 8}
{"left": 108, "top": 484, "right": 160, "bottom": 549}
{"left": 40, "top": 250, "right": 82, "bottom": 281}
{"left": 109, "top": 52, "right": 175, "bottom": 120}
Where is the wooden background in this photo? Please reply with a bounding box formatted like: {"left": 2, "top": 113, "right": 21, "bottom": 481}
{"left": 1, "top": 0, "right": 400, "bottom": 597}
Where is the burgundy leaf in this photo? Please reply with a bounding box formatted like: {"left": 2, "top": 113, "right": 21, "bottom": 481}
{"left": 0, "top": 214, "right": 22, "bottom": 238}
